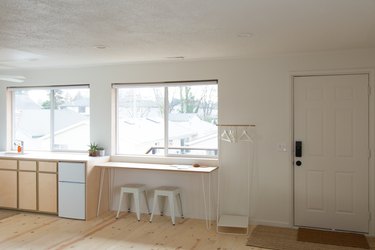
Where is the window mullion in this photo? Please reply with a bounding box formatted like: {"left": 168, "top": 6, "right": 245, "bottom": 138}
{"left": 50, "top": 90, "right": 55, "bottom": 151}
{"left": 164, "top": 87, "right": 169, "bottom": 156}
{"left": 11, "top": 92, "right": 15, "bottom": 150}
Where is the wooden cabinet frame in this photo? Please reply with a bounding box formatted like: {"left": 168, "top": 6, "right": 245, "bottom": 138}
{"left": 0, "top": 159, "right": 58, "bottom": 214}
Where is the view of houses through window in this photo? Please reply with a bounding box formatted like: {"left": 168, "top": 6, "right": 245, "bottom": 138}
{"left": 116, "top": 82, "right": 218, "bottom": 157}
{"left": 12, "top": 86, "right": 90, "bottom": 151}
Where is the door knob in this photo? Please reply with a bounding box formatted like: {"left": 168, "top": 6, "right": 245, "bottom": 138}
{"left": 296, "top": 160, "right": 302, "bottom": 166}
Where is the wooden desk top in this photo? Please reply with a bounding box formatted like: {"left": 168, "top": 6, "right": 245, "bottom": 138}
{"left": 95, "top": 162, "right": 218, "bottom": 173}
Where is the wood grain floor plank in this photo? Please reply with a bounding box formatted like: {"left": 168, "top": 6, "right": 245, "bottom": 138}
{"left": 0, "top": 211, "right": 261, "bottom": 250}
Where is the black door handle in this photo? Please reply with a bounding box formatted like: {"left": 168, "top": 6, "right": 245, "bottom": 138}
{"left": 295, "top": 141, "right": 302, "bottom": 157}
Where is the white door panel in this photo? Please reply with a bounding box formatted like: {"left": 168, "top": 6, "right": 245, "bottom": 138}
{"left": 294, "top": 74, "right": 369, "bottom": 233}
{"left": 58, "top": 162, "right": 86, "bottom": 183}
{"left": 58, "top": 182, "right": 85, "bottom": 220}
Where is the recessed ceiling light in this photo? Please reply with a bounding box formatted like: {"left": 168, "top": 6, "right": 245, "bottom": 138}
{"left": 165, "top": 56, "right": 185, "bottom": 59}
{"left": 94, "top": 45, "right": 107, "bottom": 49}
{"left": 237, "top": 33, "right": 253, "bottom": 38}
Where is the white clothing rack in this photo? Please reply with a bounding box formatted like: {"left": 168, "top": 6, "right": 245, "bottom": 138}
{"left": 216, "top": 124, "right": 256, "bottom": 234}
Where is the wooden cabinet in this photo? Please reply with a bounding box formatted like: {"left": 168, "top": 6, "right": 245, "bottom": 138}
{"left": 0, "top": 159, "right": 17, "bottom": 208}
{"left": 18, "top": 160, "right": 37, "bottom": 210}
{"left": 19, "top": 171, "right": 37, "bottom": 210}
{"left": 0, "top": 170, "right": 17, "bottom": 208}
{"left": 38, "top": 161, "right": 58, "bottom": 213}
{"left": 0, "top": 157, "right": 103, "bottom": 219}
{"left": 0, "top": 159, "right": 58, "bottom": 214}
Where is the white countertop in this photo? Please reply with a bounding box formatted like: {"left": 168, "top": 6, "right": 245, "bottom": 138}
{"left": 95, "top": 161, "right": 218, "bottom": 173}
{"left": 0, "top": 151, "right": 110, "bottom": 162}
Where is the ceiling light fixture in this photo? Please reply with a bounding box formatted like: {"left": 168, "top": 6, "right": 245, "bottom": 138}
{"left": 165, "top": 56, "right": 185, "bottom": 59}
{"left": 94, "top": 45, "right": 107, "bottom": 49}
{"left": 237, "top": 33, "right": 253, "bottom": 38}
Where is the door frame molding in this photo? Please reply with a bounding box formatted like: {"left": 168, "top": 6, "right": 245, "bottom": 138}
{"left": 290, "top": 69, "right": 375, "bottom": 235}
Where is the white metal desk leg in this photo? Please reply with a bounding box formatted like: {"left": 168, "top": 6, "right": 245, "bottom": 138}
{"left": 208, "top": 172, "right": 211, "bottom": 230}
{"left": 201, "top": 173, "right": 210, "bottom": 230}
{"left": 97, "top": 168, "right": 106, "bottom": 217}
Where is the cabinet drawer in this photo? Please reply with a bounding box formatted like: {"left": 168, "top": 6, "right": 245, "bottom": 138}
{"left": 19, "top": 160, "right": 37, "bottom": 171}
{"left": 0, "top": 159, "right": 17, "bottom": 170}
{"left": 39, "top": 161, "right": 57, "bottom": 172}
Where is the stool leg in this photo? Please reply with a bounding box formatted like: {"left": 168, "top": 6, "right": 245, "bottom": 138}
{"left": 127, "top": 192, "right": 131, "bottom": 212}
{"left": 177, "top": 193, "right": 184, "bottom": 219}
{"left": 149, "top": 193, "right": 158, "bottom": 223}
{"left": 169, "top": 194, "right": 176, "bottom": 225}
{"left": 116, "top": 190, "right": 124, "bottom": 219}
{"left": 134, "top": 191, "right": 141, "bottom": 221}
{"left": 144, "top": 190, "right": 151, "bottom": 214}
{"left": 159, "top": 196, "right": 166, "bottom": 216}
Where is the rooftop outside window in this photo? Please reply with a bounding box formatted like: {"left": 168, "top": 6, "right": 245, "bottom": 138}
{"left": 115, "top": 81, "right": 218, "bottom": 158}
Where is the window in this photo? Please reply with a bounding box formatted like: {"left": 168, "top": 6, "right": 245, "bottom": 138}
{"left": 115, "top": 81, "right": 218, "bottom": 157}
{"left": 11, "top": 86, "right": 90, "bottom": 151}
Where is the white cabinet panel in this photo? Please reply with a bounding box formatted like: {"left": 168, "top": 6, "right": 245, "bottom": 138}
{"left": 58, "top": 162, "right": 85, "bottom": 183}
{"left": 58, "top": 182, "right": 85, "bottom": 220}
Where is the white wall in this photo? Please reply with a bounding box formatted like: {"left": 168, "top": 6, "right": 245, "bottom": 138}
{"left": 1, "top": 48, "right": 375, "bottom": 229}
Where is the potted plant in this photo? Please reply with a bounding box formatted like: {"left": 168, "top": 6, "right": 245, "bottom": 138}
{"left": 97, "top": 146, "right": 105, "bottom": 157}
{"left": 88, "top": 142, "right": 99, "bottom": 156}
{"left": 88, "top": 143, "right": 105, "bottom": 157}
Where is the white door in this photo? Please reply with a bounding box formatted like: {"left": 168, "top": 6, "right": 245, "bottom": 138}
{"left": 294, "top": 74, "right": 369, "bottom": 233}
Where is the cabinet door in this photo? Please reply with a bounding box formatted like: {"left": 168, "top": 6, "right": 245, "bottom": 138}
{"left": 0, "top": 170, "right": 17, "bottom": 208}
{"left": 58, "top": 162, "right": 85, "bottom": 183}
{"left": 38, "top": 173, "right": 57, "bottom": 213}
{"left": 19, "top": 171, "right": 37, "bottom": 210}
{"left": 58, "top": 182, "right": 85, "bottom": 220}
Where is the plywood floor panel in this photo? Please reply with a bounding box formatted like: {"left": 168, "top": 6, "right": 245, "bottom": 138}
{"left": 0, "top": 212, "right": 256, "bottom": 250}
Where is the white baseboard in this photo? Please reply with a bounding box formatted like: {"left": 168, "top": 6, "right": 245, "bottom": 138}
{"left": 250, "top": 219, "right": 291, "bottom": 228}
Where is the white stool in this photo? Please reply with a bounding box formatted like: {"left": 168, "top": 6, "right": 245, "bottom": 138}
{"left": 149, "top": 186, "right": 184, "bottom": 225}
{"left": 116, "top": 184, "right": 150, "bottom": 221}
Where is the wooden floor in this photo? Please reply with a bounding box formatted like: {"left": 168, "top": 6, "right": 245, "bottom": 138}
{"left": 0, "top": 211, "right": 261, "bottom": 250}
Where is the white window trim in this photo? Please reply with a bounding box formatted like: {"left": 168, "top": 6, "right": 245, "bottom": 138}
{"left": 9, "top": 84, "right": 90, "bottom": 152}
{"left": 114, "top": 80, "right": 218, "bottom": 159}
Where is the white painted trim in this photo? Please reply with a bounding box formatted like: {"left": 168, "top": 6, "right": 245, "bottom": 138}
{"left": 290, "top": 68, "right": 375, "bottom": 235}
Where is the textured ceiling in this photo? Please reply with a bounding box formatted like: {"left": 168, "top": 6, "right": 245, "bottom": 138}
{"left": 0, "top": 0, "right": 375, "bottom": 69}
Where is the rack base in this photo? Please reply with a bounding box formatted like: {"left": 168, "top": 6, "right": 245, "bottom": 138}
{"left": 217, "top": 214, "right": 249, "bottom": 235}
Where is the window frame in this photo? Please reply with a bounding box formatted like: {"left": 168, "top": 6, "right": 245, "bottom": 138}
{"left": 114, "top": 80, "right": 218, "bottom": 159}
{"left": 9, "top": 84, "right": 90, "bottom": 152}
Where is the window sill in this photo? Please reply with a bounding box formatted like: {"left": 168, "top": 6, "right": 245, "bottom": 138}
{"left": 110, "top": 154, "right": 218, "bottom": 167}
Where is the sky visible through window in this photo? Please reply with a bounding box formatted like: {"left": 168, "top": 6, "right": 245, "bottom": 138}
{"left": 13, "top": 88, "right": 90, "bottom": 151}
{"left": 117, "top": 84, "right": 218, "bottom": 157}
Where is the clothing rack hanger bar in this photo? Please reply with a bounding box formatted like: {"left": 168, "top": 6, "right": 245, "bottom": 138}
{"left": 216, "top": 124, "right": 256, "bottom": 127}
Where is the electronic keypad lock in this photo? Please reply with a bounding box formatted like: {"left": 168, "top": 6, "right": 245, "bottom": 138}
{"left": 295, "top": 141, "right": 302, "bottom": 157}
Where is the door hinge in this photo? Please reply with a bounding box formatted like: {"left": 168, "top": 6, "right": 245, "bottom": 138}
{"left": 369, "top": 212, "right": 372, "bottom": 221}
{"left": 369, "top": 149, "right": 372, "bottom": 159}
{"left": 369, "top": 85, "right": 371, "bottom": 96}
